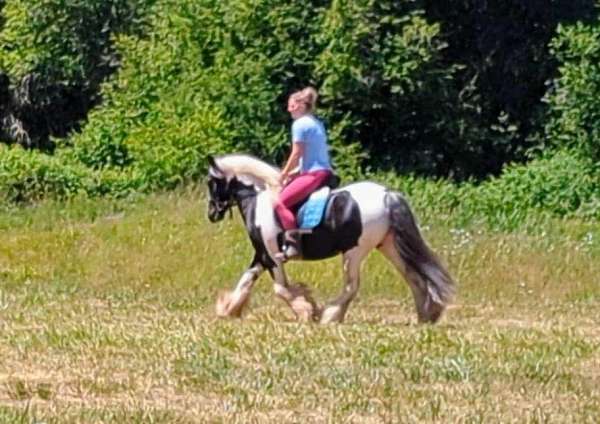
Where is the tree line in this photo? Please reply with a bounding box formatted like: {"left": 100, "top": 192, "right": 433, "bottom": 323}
{"left": 0, "top": 0, "right": 599, "bottom": 212}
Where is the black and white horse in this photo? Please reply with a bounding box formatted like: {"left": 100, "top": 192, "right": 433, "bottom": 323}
{"left": 206, "top": 154, "right": 455, "bottom": 324}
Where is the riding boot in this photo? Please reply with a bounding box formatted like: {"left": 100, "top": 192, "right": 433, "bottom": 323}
{"left": 275, "top": 229, "right": 305, "bottom": 262}
{"left": 284, "top": 230, "right": 302, "bottom": 259}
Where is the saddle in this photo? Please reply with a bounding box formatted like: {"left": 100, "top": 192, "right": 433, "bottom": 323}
{"left": 297, "top": 186, "right": 330, "bottom": 229}
{"left": 277, "top": 173, "right": 341, "bottom": 261}
{"left": 296, "top": 173, "right": 341, "bottom": 229}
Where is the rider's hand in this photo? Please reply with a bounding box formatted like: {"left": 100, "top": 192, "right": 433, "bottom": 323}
{"left": 280, "top": 173, "right": 288, "bottom": 185}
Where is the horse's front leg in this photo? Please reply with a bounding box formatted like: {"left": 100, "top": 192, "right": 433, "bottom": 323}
{"left": 216, "top": 255, "right": 264, "bottom": 318}
{"left": 320, "top": 248, "right": 367, "bottom": 324}
{"left": 272, "top": 264, "right": 321, "bottom": 322}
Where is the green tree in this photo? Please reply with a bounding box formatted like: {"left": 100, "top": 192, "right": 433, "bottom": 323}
{"left": 0, "top": 0, "right": 153, "bottom": 148}
{"left": 544, "top": 19, "right": 600, "bottom": 161}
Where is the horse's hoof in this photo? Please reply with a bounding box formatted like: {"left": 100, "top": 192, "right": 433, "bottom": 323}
{"left": 287, "top": 283, "right": 320, "bottom": 322}
{"left": 216, "top": 290, "right": 232, "bottom": 317}
{"left": 418, "top": 305, "right": 445, "bottom": 324}
{"left": 291, "top": 297, "right": 316, "bottom": 322}
{"left": 320, "top": 305, "right": 342, "bottom": 324}
{"left": 216, "top": 290, "right": 250, "bottom": 318}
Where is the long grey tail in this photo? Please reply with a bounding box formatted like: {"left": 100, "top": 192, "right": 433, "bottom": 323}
{"left": 385, "top": 191, "right": 455, "bottom": 317}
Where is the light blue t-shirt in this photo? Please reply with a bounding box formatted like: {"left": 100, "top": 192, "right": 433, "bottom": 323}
{"left": 291, "top": 115, "right": 332, "bottom": 173}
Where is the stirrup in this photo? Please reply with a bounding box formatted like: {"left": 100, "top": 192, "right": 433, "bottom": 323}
{"left": 274, "top": 244, "right": 300, "bottom": 262}
{"left": 274, "top": 247, "right": 298, "bottom": 262}
{"left": 275, "top": 229, "right": 311, "bottom": 262}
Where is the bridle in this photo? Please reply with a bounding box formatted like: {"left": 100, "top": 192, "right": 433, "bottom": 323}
{"left": 210, "top": 196, "right": 234, "bottom": 218}
{"left": 208, "top": 178, "right": 235, "bottom": 220}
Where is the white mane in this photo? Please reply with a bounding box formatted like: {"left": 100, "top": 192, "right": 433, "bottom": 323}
{"left": 212, "top": 154, "right": 282, "bottom": 193}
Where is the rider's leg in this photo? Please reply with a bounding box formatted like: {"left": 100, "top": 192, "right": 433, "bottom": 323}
{"left": 274, "top": 170, "right": 331, "bottom": 259}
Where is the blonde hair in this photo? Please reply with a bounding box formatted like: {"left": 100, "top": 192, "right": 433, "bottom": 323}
{"left": 290, "top": 87, "right": 318, "bottom": 113}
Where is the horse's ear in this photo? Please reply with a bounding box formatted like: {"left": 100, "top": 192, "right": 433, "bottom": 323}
{"left": 207, "top": 155, "right": 217, "bottom": 169}
{"left": 207, "top": 155, "right": 224, "bottom": 177}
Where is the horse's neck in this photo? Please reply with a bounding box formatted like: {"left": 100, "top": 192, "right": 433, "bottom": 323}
{"left": 231, "top": 182, "right": 258, "bottom": 222}
{"left": 234, "top": 184, "right": 279, "bottom": 235}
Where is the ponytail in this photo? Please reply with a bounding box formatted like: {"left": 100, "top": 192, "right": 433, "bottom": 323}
{"left": 290, "top": 87, "right": 318, "bottom": 112}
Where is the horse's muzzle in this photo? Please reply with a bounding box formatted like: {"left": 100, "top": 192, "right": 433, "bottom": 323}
{"left": 208, "top": 200, "right": 228, "bottom": 222}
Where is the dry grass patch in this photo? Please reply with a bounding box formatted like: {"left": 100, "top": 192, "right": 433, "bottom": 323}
{"left": 0, "top": 189, "right": 599, "bottom": 422}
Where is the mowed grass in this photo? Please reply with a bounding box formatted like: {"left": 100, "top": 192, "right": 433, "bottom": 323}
{"left": 0, "top": 187, "right": 599, "bottom": 423}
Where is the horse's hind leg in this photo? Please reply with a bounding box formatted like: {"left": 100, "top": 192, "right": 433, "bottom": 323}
{"left": 378, "top": 232, "right": 443, "bottom": 323}
{"left": 320, "top": 247, "right": 367, "bottom": 324}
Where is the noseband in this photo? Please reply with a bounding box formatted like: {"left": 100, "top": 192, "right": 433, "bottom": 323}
{"left": 212, "top": 198, "right": 233, "bottom": 216}
{"left": 209, "top": 179, "right": 235, "bottom": 220}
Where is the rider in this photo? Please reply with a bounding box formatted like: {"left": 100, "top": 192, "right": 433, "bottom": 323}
{"left": 275, "top": 87, "right": 333, "bottom": 260}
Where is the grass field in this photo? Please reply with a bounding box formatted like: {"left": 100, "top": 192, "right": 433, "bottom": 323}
{"left": 0, "top": 187, "right": 599, "bottom": 423}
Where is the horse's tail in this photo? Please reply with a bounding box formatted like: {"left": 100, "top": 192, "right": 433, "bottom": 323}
{"left": 385, "top": 191, "right": 455, "bottom": 322}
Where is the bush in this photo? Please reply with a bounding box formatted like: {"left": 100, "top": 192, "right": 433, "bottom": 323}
{"left": 68, "top": 4, "right": 236, "bottom": 191}
{"left": 0, "top": 144, "right": 148, "bottom": 202}
{"left": 0, "top": 145, "right": 90, "bottom": 202}
{"left": 459, "top": 150, "right": 600, "bottom": 229}
{"left": 70, "top": 0, "right": 454, "bottom": 181}
{"left": 544, "top": 20, "right": 600, "bottom": 161}
{"left": 70, "top": 0, "right": 324, "bottom": 184}
{"left": 315, "top": 2, "right": 459, "bottom": 176}
{"left": 373, "top": 149, "right": 600, "bottom": 230}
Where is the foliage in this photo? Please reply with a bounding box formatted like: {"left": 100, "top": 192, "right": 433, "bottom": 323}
{"left": 71, "top": 0, "right": 343, "bottom": 184}
{"left": 71, "top": 0, "right": 454, "bottom": 181}
{"left": 0, "top": 0, "right": 599, "bottom": 225}
{"left": 188, "top": 0, "right": 327, "bottom": 162}
{"left": 544, "top": 19, "right": 600, "bottom": 161}
{"left": 1, "top": 0, "right": 149, "bottom": 80}
{"left": 0, "top": 144, "right": 145, "bottom": 202}
{"left": 0, "top": 0, "right": 153, "bottom": 148}
{"left": 423, "top": 0, "right": 598, "bottom": 178}
{"left": 0, "top": 144, "right": 90, "bottom": 202}
{"left": 314, "top": 1, "right": 460, "bottom": 177}
{"left": 57, "top": 0, "right": 600, "bottom": 183}
{"left": 376, "top": 149, "right": 600, "bottom": 230}
{"left": 67, "top": 2, "right": 237, "bottom": 190}
{"left": 469, "top": 150, "right": 600, "bottom": 229}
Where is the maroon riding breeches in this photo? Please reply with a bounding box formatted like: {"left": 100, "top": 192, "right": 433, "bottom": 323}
{"left": 275, "top": 169, "right": 332, "bottom": 230}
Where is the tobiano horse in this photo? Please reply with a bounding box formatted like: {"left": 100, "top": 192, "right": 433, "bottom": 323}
{"left": 206, "top": 154, "right": 455, "bottom": 324}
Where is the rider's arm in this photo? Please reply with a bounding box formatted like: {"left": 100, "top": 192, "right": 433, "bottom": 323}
{"left": 281, "top": 142, "right": 304, "bottom": 183}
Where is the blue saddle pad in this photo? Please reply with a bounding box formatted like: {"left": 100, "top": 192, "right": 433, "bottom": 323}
{"left": 297, "top": 186, "right": 331, "bottom": 229}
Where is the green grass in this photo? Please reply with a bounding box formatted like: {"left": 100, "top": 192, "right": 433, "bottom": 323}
{"left": 1, "top": 187, "right": 599, "bottom": 422}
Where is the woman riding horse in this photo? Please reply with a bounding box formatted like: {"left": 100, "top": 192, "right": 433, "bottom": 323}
{"left": 206, "top": 152, "right": 455, "bottom": 324}
{"left": 276, "top": 87, "right": 334, "bottom": 260}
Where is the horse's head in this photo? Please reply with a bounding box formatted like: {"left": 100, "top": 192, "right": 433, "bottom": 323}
{"left": 206, "top": 156, "right": 234, "bottom": 222}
